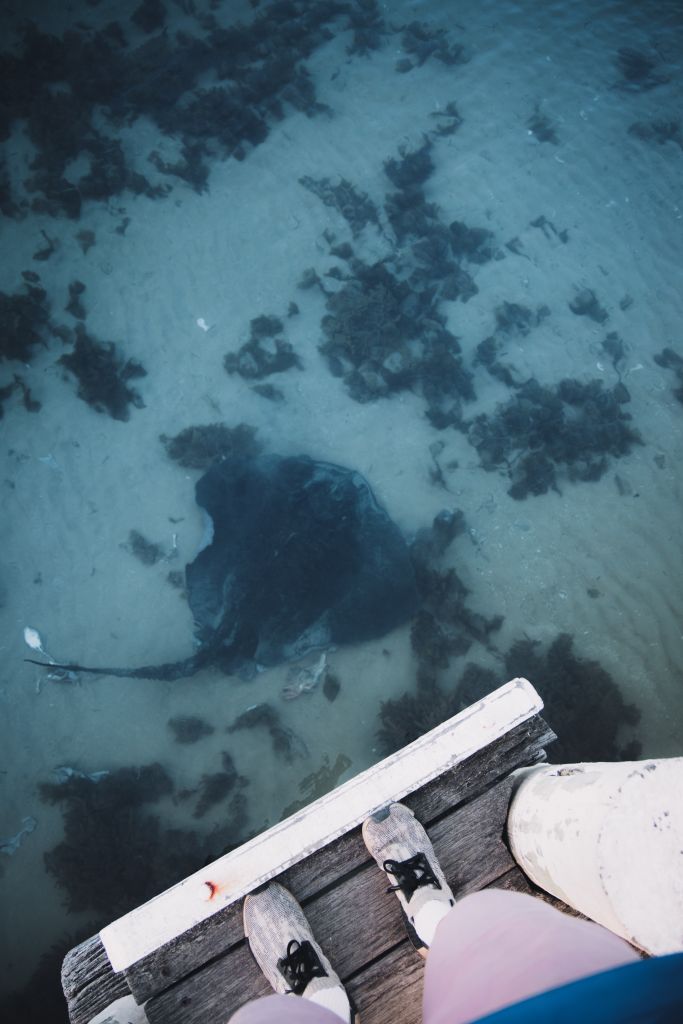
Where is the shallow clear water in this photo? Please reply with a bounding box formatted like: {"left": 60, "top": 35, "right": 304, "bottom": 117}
{"left": 1, "top": 0, "right": 682, "bottom": 1016}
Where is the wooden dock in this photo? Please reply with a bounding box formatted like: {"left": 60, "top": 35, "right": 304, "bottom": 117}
{"left": 62, "top": 679, "right": 556, "bottom": 1024}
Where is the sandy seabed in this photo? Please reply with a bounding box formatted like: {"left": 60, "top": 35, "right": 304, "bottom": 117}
{"left": 0, "top": 0, "right": 682, "bottom": 1004}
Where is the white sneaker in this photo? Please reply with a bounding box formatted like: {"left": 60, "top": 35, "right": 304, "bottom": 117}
{"left": 362, "top": 802, "right": 455, "bottom": 958}
{"left": 243, "top": 882, "right": 356, "bottom": 1022}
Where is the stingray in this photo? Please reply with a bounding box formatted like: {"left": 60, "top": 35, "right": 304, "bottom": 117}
{"left": 26, "top": 455, "right": 418, "bottom": 681}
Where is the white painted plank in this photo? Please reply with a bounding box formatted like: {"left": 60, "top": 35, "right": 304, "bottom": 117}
{"left": 101, "top": 678, "right": 542, "bottom": 971}
{"left": 88, "top": 995, "right": 148, "bottom": 1024}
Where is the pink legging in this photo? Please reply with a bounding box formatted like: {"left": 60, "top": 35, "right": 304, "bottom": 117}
{"left": 229, "top": 889, "right": 639, "bottom": 1024}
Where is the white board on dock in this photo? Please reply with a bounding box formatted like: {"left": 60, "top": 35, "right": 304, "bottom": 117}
{"left": 101, "top": 677, "right": 543, "bottom": 972}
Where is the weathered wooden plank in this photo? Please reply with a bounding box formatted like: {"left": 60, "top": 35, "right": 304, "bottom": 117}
{"left": 284, "top": 715, "right": 550, "bottom": 902}
{"left": 67, "top": 975, "right": 132, "bottom": 1024}
{"left": 126, "top": 713, "right": 553, "bottom": 1004}
{"left": 62, "top": 935, "right": 131, "bottom": 1024}
{"left": 104, "top": 680, "right": 544, "bottom": 976}
{"left": 62, "top": 936, "right": 111, "bottom": 1001}
{"left": 143, "top": 936, "right": 422, "bottom": 1024}
{"left": 486, "top": 864, "right": 536, "bottom": 896}
{"left": 144, "top": 774, "right": 518, "bottom": 1024}
{"left": 407, "top": 716, "right": 552, "bottom": 823}
{"left": 141, "top": 864, "right": 401, "bottom": 1022}
{"left": 286, "top": 715, "right": 550, "bottom": 902}
{"left": 431, "top": 774, "right": 517, "bottom": 896}
{"left": 347, "top": 940, "right": 424, "bottom": 1024}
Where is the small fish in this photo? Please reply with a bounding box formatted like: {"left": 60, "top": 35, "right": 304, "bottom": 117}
{"left": 46, "top": 668, "right": 80, "bottom": 684}
{"left": 281, "top": 653, "right": 328, "bottom": 700}
{"left": 281, "top": 682, "right": 305, "bottom": 700}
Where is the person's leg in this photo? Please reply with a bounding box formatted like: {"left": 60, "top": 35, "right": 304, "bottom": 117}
{"left": 423, "top": 888, "right": 640, "bottom": 1024}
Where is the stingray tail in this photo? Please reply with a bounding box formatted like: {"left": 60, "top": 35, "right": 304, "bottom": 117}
{"left": 24, "top": 653, "right": 206, "bottom": 681}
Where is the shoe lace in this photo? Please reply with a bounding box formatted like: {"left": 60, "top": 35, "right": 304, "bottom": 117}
{"left": 383, "top": 852, "right": 442, "bottom": 900}
{"left": 277, "top": 939, "right": 328, "bottom": 995}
